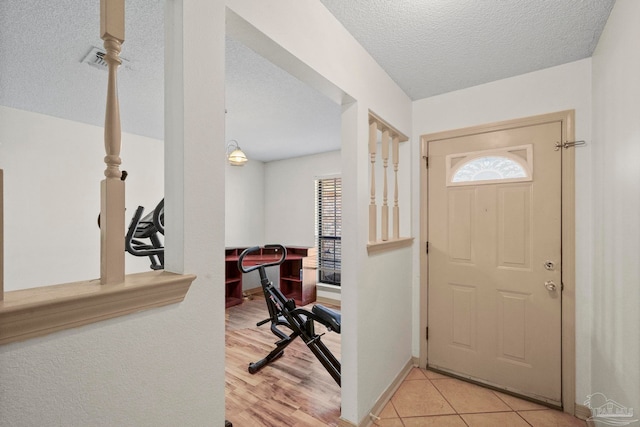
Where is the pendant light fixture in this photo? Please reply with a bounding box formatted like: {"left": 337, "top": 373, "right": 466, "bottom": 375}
{"left": 226, "top": 140, "right": 248, "bottom": 166}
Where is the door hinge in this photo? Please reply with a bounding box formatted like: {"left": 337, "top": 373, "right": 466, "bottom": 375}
{"left": 422, "top": 155, "right": 429, "bottom": 168}
{"left": 425, "top": 326, "right": 429, "bottom": 340}
{"left": 425, "top": 241, "right": 429, "bottom": 254}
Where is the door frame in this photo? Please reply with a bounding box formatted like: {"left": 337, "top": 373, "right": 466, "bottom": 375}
{"left": 419, "top": 110, "right": 576, "bottom": 414}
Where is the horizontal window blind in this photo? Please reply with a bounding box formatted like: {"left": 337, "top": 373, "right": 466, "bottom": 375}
{"left": 317, "top": 177, "right": 341, "bottom": 286}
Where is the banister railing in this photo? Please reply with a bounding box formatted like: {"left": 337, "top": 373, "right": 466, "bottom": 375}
{"left": 367, "top": 112, "right": 413, "bottom": 254}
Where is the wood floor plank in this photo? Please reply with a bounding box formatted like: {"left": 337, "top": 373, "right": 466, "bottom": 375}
{"left": 226, "top": 298, "right": 341, "bottom": 426}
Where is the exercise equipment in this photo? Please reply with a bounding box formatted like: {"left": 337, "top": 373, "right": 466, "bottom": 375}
{"left": 124, "top": 198, "right": 165, "bottom": 270}
{"left": 238, "top": 244, "right": 342, "bottom": 386}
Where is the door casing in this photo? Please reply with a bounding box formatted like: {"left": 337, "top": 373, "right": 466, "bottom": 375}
{"left": 419, "top": 110, "right": 576, "bottom": 414}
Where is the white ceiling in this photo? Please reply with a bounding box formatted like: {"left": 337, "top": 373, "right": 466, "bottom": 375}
{"left": 320, "top": 0, "right": 615, "bottom": 100}
{"left": 0, "top": 0, "right": 615, "bottom": 162}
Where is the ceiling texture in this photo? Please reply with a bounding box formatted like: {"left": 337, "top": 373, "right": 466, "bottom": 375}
{"left": 0, "top": 0, "right": 615, "bottom": 162}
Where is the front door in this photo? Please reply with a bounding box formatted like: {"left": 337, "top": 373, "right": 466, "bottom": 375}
{"left": 427, "top": 118, "right": 563, "bottom": 405}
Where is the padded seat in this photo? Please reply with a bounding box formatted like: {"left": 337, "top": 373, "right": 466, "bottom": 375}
{"left": 312, "top": 304, "right": 341, "bottom": 334}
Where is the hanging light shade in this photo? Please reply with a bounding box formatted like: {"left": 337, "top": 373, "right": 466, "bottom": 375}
{"left": 226, "top": 140, "right": 248, "bottom": 166}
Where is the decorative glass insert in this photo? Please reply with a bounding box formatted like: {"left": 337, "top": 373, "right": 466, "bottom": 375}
{"left": 446, "top": 145, "right": 533, "bottom": 187}
{"left": 452, "top": 156, "right": 527, "bottom": 183}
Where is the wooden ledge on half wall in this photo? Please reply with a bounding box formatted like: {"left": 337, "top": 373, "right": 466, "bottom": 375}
{"left": 0, "top": 270, "right": 196, "bottom": 345}
{"left": 367, "top": 237, "right": 414, "bottom": 255}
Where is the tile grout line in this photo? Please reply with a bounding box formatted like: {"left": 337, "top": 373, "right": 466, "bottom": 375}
{"left": 429, "top": 375, "right": 533, "bottom": 426}
{"left": 428, "top": 377, "right": 461, "bottom": 416}
{"left": 515, "top": 410, "right": 536, "bottom": 427}
{"left": 490, "top": 388, "right": 519, "bottom": 411}
{"left": 427, "top": 376, "right": 475, "bottom": 427}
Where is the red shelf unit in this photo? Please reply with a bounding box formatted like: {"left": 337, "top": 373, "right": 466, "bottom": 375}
{"left": 225, "top": 246, "right": 316, "bottom": 308}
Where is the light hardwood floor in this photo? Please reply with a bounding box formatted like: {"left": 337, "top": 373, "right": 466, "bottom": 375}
{"left": 225, "top": 297, "right": 341, "bottom": 426}
{"left": 225, "top": 298, "right": 587, "bottom": 427}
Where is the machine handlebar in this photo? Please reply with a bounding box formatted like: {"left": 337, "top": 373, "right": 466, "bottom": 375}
{"left": 238, "top": 244, "right": 287, "bottom": 273}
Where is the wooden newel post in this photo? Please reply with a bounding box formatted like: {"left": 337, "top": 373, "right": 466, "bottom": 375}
{"left": 99, "top": 0, "right": 125, "bottom": 285}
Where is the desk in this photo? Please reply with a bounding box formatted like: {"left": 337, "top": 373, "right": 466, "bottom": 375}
{"left": 225, "top": 246, "right": 317, "bottom": 308}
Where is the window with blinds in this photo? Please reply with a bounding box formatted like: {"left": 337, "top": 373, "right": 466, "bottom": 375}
{"left": 316, "top": 177, "right": 342, "bottom": 286}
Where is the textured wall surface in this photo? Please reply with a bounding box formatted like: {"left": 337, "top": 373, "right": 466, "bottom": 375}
{"left": 591, "top": 0, "right": 640, "bottom": 418}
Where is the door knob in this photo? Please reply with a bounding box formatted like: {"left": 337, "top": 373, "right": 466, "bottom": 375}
{"left": 545, "top": 281, "right": 557, "bottom": 291}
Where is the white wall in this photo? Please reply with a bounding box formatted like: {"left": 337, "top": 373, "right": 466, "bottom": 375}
{"left": 0, "top": 106, "right": 164, "bottom": 291}
{"left": 225, "top": 159, "right": 265, "bottom": 247}
{"left": 264, "top": 150, "right": 340, "bottom": 246}
{"left": 264, "top": 150, "right": 341, "bottom": 300}
{"left": 412, "top": 59, "right": 593, "bottom": 403}
{"left": 225, "top": 159, "right": 267, "bottom": 292}
{"left": 591, "top": 0, "right": 640, "bottom": 416}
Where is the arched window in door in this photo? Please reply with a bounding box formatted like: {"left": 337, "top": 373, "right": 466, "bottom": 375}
{"left": 447, "top": 145, "right": 533, "bottom": 186}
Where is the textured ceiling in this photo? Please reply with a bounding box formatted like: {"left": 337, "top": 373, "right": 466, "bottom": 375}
{"left": 320, "top": 0, "right": 615, "bottom": 100}
{"left": 0, "top": 0, "right": 165, "bottom": 140}
{"left": 225, "top": 37, "right": 341, "bottom": 162}
{"left": 0, "top": 0, "right": 615, "bottom": 162}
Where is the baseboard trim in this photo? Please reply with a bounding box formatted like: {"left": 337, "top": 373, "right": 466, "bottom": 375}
{"left": 574, "top": 403, "right": 592, "bottom": 420}
{"left": 316, "top": 295, "right": 341, "bottom": 308}
{"left": 242, "top": 286, "right": 262, "bottom": 297}
{"left": 338, "top": 358, "right": 415, "bottom": 427}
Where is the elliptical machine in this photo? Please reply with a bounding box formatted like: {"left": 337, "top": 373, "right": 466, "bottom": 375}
{"left": 238, "top": 244, "right": 342, "bottom": 386}
{"left": 97, "top": 171, "right": 165, "bottom": 270}
{"left": 124, "top": 198, "right": 164, "bottom": 270}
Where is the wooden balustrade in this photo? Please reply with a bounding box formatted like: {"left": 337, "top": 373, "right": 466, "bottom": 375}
{"left": 367, "top": 112, "right": 413, "bottom": 253}
{"left": 381, "top": 129, "right": 390, "bottom": 241}
{"left": 368, "top": 121, "right": 377, "bottom": 242}
{"left": 99, "top": 0, "right": 126, "bottom": 285}
{"left": 392, "top": 135, "right": 400, "bottom": 239}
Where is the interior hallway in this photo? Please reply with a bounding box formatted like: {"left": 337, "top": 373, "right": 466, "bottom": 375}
{"left": 225, "top": 297, "right": 586, "bottom": 427}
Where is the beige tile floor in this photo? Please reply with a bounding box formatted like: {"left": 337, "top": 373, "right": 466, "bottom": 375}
{"left": 375, "top": 368, "right": 587, "bottom": 427}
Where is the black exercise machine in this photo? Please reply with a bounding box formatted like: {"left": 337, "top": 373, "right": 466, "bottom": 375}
{"left": 96, "top": 171, "right": 165, "bottom": 270}
{"left": 124, "top": 198, "right": 165, "bottom": 270}
{"left": 238, "top": 244, "right": 342, "bottom": 386}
